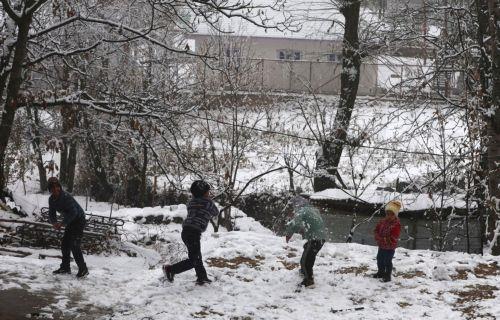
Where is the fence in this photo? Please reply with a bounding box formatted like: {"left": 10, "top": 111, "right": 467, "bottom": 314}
{"left": 198, "top": 58, "right": 463, "bottom": 97}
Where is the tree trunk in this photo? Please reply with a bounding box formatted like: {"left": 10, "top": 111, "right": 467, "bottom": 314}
{"left": 140, "top": 143, "right": 148, "bottom": 207}
{"left": 0, "top": 18, "right": 33, "bottom": 191}
{"left": 313, "top": 0, "right": 361, "bottom": 192}
{"left": 60, "top": 141, "right": 78, "bottom": 193}
{"left": 475, "top": 0, "right": 500, "bottom": 255}
{"left": 87, "top": 136, "right": 114, "bottom": 201}
{"left": 288, "top": 168, "right": 295, "bottom": 193}
{"left": 485, "top": 0, "right": 500, "bottom": 255}
{"left": 26, "top": 107, "right": 47, "bottom": 192}
{"left": 65, "top": 142, "right": 78, "bottom": 193}
{"left": 59, "top": 106, "right": 79, "bottom": 193}
{"left": 83, "top": 115, "right": 113, "bottom": 201}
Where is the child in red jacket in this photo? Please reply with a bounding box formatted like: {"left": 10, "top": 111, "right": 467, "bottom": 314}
{"left": 373, "top": 200, "right": 402, "bottom": 282}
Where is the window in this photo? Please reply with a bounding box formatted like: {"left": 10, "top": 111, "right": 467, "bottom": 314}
{"left": 277, "top": 49, "right": 301, "bottom": 60}
{"left": 327, "top": 53, "right": 342, "bottom": 62}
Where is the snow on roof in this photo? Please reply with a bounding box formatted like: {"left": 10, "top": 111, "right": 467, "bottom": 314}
{"left": 192, "top": 0, "right": 380, "bottom": 41}
{"left": 311, "top": 187, "right": 471, "bottom": 212}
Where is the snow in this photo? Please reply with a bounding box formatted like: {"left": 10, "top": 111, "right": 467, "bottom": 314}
{"left": 193, "top": 0, "right": 379, "bottom": 41}
{"left": 311, "top": 187, "right": 472, "bottom": 212}
{"left": 7, "top": 187, "right": 113, "bottom": 218}
{"left": 1, "top": 202, "right": 500, "bottom": 319}
{"left": 107, "top": 204, "right": 188, "bottom": 221}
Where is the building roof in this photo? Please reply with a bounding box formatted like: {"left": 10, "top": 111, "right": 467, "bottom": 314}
{"left": 192, "top": 0, "right": 381, "bottom": 41}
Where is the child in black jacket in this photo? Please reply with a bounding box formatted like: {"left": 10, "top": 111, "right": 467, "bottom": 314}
{"left": 163, "top": 180, "right": 219, "bottom": 285}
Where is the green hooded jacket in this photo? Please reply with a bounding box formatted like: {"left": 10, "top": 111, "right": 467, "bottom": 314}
{"left": 285, "top": 205, "right": 325, "bottom": 240}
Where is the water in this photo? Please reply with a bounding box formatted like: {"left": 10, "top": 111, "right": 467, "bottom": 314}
{"left": 321, "top": 212, "right": 483, "bottom": 254}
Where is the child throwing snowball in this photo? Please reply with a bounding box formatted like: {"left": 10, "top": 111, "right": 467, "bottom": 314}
{"left": 163, "top": 180, "right": 219, "bottom": 285}
{"left": 284, "top": 195, "right": 325, "bottom": 288}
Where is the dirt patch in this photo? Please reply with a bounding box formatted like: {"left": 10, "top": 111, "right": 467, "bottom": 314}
{"left": 397, "top": 302, "right": 412, "bottom": 308}
{"left": 395, "top": 270, "right": 426, "bottom": 279}
{"left": 192, "top": 306, "right": 225, "bottom": 318}
{"left": 457, "top": 306, "right": 495, "bottom": 320}
{"left": 451, "top": 262, "right": 500, "bottom": 281}
{"left": 473, "top": 262, "right": 500, "bottom": 278}
{"left": 0, "top": 287, "right": 112, "bottom": 320}
{"left": 236, "top": 276, "right": 253, "bottom": 282}
{"left": 336, "top": 265, "right": 369, "bottom": 276}
{"left": 450, "top": 284, "right": 498, "bottom": 320}
{"left": 0, "top": 288, "right": 57, "bottom": 320}
{"left": 450, "top": 284, "right": 497, "bottom": 304}
{"left": 278, "top": 260, "right": 299, "bottom": 270}
{"left": 450, "top": 269, "right": 469, "bottom": 280}
{"left": 207, "top": 256, "right": 264, "bottom": 269}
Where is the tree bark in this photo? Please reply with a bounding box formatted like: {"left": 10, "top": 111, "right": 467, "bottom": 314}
{"left": 140, "top": 143, "right": 148, "bottom": 207}
{"left": 59, "top": 107, "right": 79, "bottom": 193}
{"left": 26, "top": 107, "right": 47, "bottom": 192}
{"left": 0, "top": 16, "right": 33, "bottom": 191}
{"left": 313, "top": 0, "right": 361, "bottom": 192}
{"left": 475, "top": 0, "right": 500, "bottom": 255}
{"left": 485, "top": 0, "right": 500, "bottom": 255}
{"left": 83, "top": 115, "right": 113, "bottom": 201}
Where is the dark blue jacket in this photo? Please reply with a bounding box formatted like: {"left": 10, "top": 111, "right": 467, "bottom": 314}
{"left": 48, "top": 191, "right": 85, "bottom": 226}
{"left": 183, "top": 197, "right": 219, "bottom": 232}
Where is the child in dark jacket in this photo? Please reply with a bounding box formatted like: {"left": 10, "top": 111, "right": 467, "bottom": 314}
{"left": 373, "top": 200, "right": 402, "bottom": 282}
{"left": 163, "top": 180, "right": 219, "bottom": 285}
{"left": 47, "top": 177, "right": 88, "bottom": 278}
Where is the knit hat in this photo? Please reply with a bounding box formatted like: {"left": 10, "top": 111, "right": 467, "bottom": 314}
{"left": 385, "top": 200, "right": 402, "bottom": 216}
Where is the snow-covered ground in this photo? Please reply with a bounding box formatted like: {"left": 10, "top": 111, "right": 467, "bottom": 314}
{"left": 1, "top": 202, "right": 499, "bottom": 320}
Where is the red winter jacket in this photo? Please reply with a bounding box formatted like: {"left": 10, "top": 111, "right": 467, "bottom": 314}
{"left": 374, "top": 218, "right": 401, "bottom": 250}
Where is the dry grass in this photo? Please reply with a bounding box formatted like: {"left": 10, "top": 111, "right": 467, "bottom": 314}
{"left": 395, "top": 270, "right": 426, "bottom": 279}
{"left": 450, "top": 284, "right": 498, "bottom": 320}
{"left": 236, "top": 276, "right": 253, "bottom": 282}
{"left": 448, "top": 262, "right": 500, "bottom": 281}
{"left": 397, "top": 302, "right": 412, "bottom": 308}
{"left": 279, "top": 260, "right": 299, "bottom": 270}
{"left": 192, "top": 306, "right": 225, "bottom": 318}
{"left": 450, "top": 269, "right": 469, "bottom": 280}
{"left": 450, "top": 284, "right": 497, "bottom": 304}
{"left": 473, "top": 262, "right": 500, "bottom": 278}
{"left": 336, "top": 265, "right": 369, "bottom": 276}
{"left": 207, "top": 256, "right": 264, "bottom": 269}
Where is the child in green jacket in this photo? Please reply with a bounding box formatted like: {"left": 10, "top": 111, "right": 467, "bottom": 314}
{"left": 285, "top": 195, "right": 326, "bottom": 288}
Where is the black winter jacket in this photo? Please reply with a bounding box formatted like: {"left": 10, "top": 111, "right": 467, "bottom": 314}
{"left": 49, "top": 191, "right": 85, "bottom": 226}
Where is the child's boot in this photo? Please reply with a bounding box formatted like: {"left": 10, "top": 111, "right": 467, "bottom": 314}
{"left": 382, "top": 271, "right": 391, "bottom": 282}
{"left": 196, "top": 277, "right": 212, "bottom": 285}
{"left": 163, "top": 265, "right": 175, "bottom": 282}
{"left": 372, "top": 271, "right": 383, "bottom": 278}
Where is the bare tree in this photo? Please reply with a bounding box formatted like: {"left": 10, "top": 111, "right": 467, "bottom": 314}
{"left": 313, "top": 0, "right": 362, "bottom": 191}
{"left": 0, "top": 0, "right": 292, "bottom": 193}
